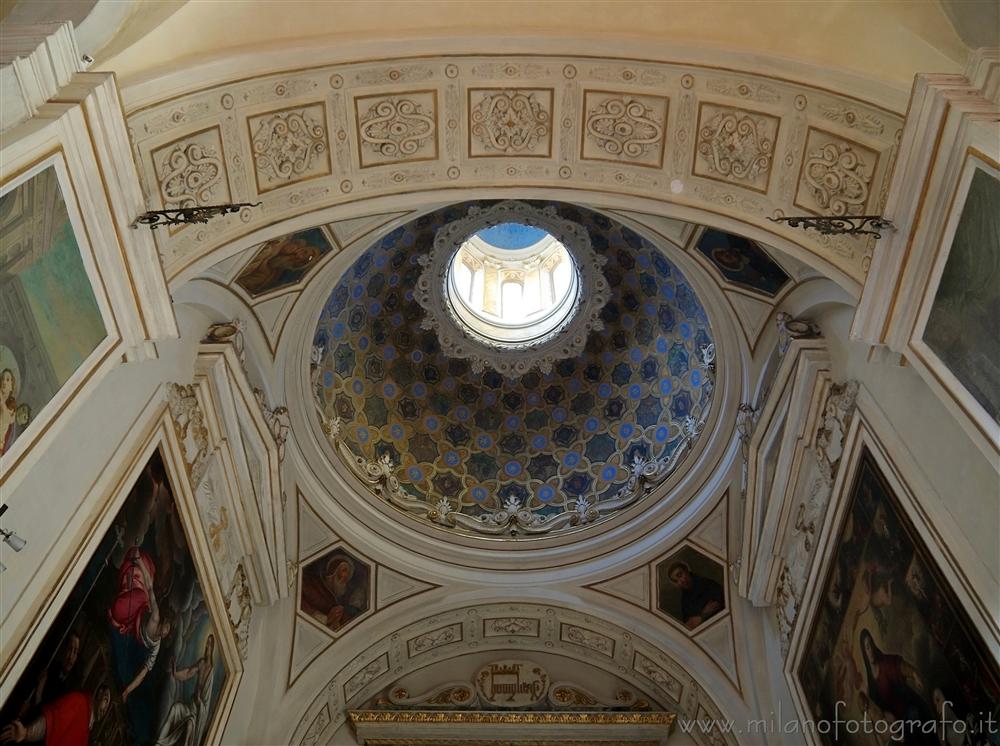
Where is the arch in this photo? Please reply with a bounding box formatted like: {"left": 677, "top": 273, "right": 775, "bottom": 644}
{"left": 124, "top": 49, "right": 904, "bottom": 298}
{"left": 272, "top": 597, "right": 753, "bottom": 746}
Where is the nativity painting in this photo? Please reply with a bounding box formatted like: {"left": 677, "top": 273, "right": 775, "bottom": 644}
{"left": 0, "top": 449, "right": 227, "bottom": 745}
{"left": 0, "top": 164, "right": 107, "bottom": 462}
{"left": 299, "top": 547, "right": 371, "bottom": 635}
{"left": 799, "top": 448, "right": 1000, "bottom": 745}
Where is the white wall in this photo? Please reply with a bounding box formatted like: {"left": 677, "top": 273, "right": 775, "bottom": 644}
{"left": 821, "top": 304, "right": 999, "bottom": 584}
{"left": 0, "top": 303, "right": 208, "bottom": 695}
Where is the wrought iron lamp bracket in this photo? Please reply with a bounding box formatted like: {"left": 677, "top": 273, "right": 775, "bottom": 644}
{"left": 767, "top": 215, "right": 894, "bottom": 239}
{"left": 131, "top": 202, "right": 262, "bottom": 230}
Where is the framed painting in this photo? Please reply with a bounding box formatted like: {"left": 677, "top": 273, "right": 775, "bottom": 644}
{"left": 795, "top": 442, "right": 1000, "bottom": 745}
{"left": 655, "top": 545, "right": 727, "bottom": 633}
{"left": 693, "top": 228, "right": 790, "bottom": 298}
{"left": 0, "top": 154, "right": 119, "bottom": 485}
{"left": 0, "top": 407, "right": 240, "bottom": 745}
{"left": 910, "top": 151, "right": 1000, "bottom": 455}
{"left": 234, "top": 227, "right": 337, "bottom": 300}
{"left": 299, "top": 545, "right": 372, "bottom": 636}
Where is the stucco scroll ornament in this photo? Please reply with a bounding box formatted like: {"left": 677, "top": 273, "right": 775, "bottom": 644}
{"left": 359, "top": 98, "right": 435, "bottom": 158}
{"left": 253, "top": 387, "right": 290, "bottom": 462}
{"left": 813, "top": 379, "right": 858, "bottom": 486}
{"left": 697, "top": 110, "right": 774, "bottom": 182}
{"left": 158, "top": 141, "right": 224, "bottom": 209}
{"left": 369, "top": 662, "right": 647, "bottom": 712}
{"left": 414, "top": 200, "right": 611, "bottom": 377}
{"left": 166, "top": 382, "right": 211, "bottom": 486}
{"left": 586, "top": 97, "right": 664, "bottom": 159}
{"left": 251, "top": 109, "right": 327, "bottom": 183}
{"left": 225, "top": 562, "right": 254, "bottom": 661}
{"left": 803, "top": 141, "right": 872, "bottom": 216}
{"left": 775, "top": 312, "right": 821, "bottom": 356}
{"left": 775, "top": 379, "right": 858, "bottom": 656}
{"left": 470, "top": 90, "right": 551, "bottom": 153}
{"left": 202, "top": 319, "right": 247, "bottom": 370}
{"left": 383, "top": 682, "right": 477, "bottom": 708}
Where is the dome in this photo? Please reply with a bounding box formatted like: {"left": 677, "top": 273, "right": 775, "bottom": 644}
{"left": 311, "top": 202, "right": 716, "bottom": 538}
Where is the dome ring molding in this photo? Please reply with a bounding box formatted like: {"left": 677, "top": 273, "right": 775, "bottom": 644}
{"left": 415, "top": 200, "right": 611, "bottom": 377}
{"left": 283, "top": 198, "right": 747, "bottom": 571}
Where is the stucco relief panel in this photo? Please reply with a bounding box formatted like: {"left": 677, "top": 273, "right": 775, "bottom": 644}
{"left": 693, "top": 102, "right": 780, "bottom": 193}
{"left": 354, "top": 89, "right": 439, "bottom": 168}
{"left": 247, "top": 102, "right": 332, "bottom": 193}
{"left": 467, "top": 87, "right": 553, "bottom": 158}
{"left": 559, "top": 623, "right": 615, "bottom": 657}
{"left": 151, "top": 126, "right": 232, "bottom": 212}
{"left": 406, "top": 622, "right": 464, "bottom": 657}
{"left": 632, "top": 651, "right": 684, "bottom": 703}
{"left": 794, "top": 126, "right": 879, "bottom": 217}
{"left": 580, "top": 89, "right": 668, "bottom": 168}
{"left": 482, "top": 617, "right": 541, "bottom": 638}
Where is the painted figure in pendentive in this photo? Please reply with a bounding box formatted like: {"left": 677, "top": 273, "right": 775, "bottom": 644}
{"left": 237, "top": 236, "right": 322, "bottom": 296}
{"left": 666, "top": 560, "right": 725, "bottom": 630}
{"left": 300, "top": 556, "right": 366, "bottom": 631}
{"left": 107, "top": 546, "right": 175, "bottom": 702}
{"left": 154, "top": 634, "right": 216, "bottom": 746}
{"left": 0, "top": 684, "right": 111, "bottom": 746}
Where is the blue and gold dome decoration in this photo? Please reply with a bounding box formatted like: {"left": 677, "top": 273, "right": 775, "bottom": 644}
{"left": 312, "top": 202, "right": 715, "bottom": 537}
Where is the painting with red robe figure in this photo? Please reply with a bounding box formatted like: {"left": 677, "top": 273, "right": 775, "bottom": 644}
{"left": 799, "top": 448, "right": 1000, "bottom": 745}
{"left": 0, "top": 449, "right": 227, "bottom": 745}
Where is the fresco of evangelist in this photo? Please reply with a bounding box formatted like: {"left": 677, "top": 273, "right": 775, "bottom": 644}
{"left": 0, "top": 165, "right": 107, "bottom": 461}
{"left": 0, "top": 450, "right": 227, "bottom": 745}
{"left": 656, "top": 545, "right": 727, "bottom": 631}
{"left": 299, "top": 548, "right": 371, "bottom": 634}
{"left": 694, "top": 228, "right": 790, "bottom": 298}
{"left": 234, "top": 227, "right": 334, "bottom": 298}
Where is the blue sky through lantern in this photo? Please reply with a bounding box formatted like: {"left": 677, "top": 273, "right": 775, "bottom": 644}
{"left": 475, "top": 223, "right": 548, "bottom": 250}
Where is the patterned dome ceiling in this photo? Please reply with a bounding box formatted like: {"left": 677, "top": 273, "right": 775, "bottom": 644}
{"left": 311, "top": 202, "right": 716, "bottom": 538}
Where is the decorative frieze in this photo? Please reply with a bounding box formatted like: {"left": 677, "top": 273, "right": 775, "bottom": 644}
{"left": 559, "top": 623, "right": 615, "bottom": 657}
{"left": 125, "top": 54, "right": 904, "bottom": 290}
{"left": 345, "top": 653, "right": 390, "bottom": 701}
{"left": 166, "top": 381, "right": 211, "bottom": 486}
{"left": 406, "top": 622, "right": 463, "bottom": 656}
{"left": 483, "top": 617, "right": 540, "bottom": 637}
{"left": 632, "top": 651, "right": 684, "bottom": 703}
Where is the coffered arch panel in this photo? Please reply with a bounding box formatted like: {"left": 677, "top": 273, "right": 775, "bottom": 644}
{"left": 124, "top": 51, "right": 904, "bottom": 297}
{"left": 268, "top": 597, "right": 755, "bottom": 746}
